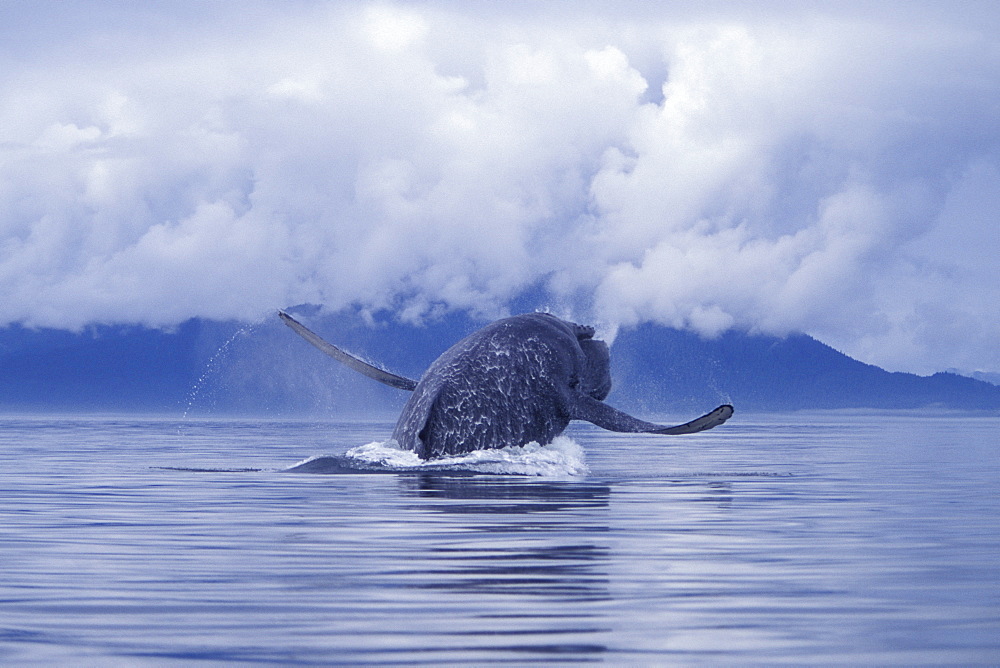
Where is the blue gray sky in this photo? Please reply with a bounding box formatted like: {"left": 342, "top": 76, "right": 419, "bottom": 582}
{"left": 1, "top": 1, "right": 998, "bottom": 376}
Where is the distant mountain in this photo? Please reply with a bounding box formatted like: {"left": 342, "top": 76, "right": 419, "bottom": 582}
{"left": 0, "top": 320, "right": 207, "bottom": 412}
{"left": 964, "top": 370, "right": 1000, "bottom": 387}
{"left": 609, "top": 325, "right": 1000, "bottom": 413}
{"left": 1, "top": 311, "right": 998, "bottom": 415}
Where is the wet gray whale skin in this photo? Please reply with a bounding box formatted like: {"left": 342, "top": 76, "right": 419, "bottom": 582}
{"left": 392, "top": 313, "right": 611, "bottom": 458}
{"left": 279, "top": 311, "right": 733, "bottom": 459}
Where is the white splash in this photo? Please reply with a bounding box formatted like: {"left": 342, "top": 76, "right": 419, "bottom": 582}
{"left": 341, "top": 441, "right": 424, "bottom": 468}
{"left": 342, "top": 436, "right": 589, "bottom": 476}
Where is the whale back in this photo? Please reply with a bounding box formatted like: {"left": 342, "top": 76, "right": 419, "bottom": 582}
{"left": 391, "top": 313, "right": 593, "bottom": 458}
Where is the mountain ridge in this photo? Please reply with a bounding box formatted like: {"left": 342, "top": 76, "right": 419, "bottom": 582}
{"left": 1, "top": 312, "right": 997, "bottom": 415}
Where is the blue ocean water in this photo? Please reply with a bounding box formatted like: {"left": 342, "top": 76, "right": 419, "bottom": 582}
{"left": 1, "top": 411, "right": 998, "bottom": 664}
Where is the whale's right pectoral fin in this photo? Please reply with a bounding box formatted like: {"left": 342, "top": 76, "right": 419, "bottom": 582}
{"left": 278, "top": 310, "right": 419, "bottom": 391}
{"left": 571, "top": 393, "right": 733, "bottom": 435}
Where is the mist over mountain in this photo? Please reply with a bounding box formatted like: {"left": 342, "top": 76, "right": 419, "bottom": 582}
{"left": 2, "top": 311, "right": 997, "bottom": 416}
{"left": 2, "top": 3, "right": 998, "bottom": 381}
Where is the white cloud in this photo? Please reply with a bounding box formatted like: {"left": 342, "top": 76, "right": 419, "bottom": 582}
{"left": 0, "top": 2, "right": 998, "bottom": 375}
{"left": 363, "top": 5, "right": 428, "bottom": 52}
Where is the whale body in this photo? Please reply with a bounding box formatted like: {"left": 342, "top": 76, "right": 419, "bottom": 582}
{"left": 280, "top": 311, "right": 733, "bottom": 459}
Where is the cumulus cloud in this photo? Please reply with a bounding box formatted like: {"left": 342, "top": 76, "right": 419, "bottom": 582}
{"left": 0, "top": 2, "right": 998, "bottom": 375}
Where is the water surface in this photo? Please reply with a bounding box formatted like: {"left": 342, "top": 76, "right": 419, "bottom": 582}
{"left": 1, "top": 412, "right": 997, "bottom": 664}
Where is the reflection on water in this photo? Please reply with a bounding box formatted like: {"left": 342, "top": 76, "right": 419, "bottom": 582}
{"left": 395, "top": 475, "right": 613, "bottom": 659}
{"left": 0, "top": 414, "right": 998, "bottom": 664}
{"left": 400, "top": 473, "right": 611, "bottom": 512}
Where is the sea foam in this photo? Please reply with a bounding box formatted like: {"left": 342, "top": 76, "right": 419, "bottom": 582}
{"left": 287, "top": 436, "right": 588, "bottom": 476}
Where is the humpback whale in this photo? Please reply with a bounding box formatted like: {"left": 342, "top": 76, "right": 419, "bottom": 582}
{"left": 280, "top": 311, "right": 733, "bottom": 459}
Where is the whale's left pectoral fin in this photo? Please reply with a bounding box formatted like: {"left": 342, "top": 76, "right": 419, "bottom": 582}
{"left": 571, "top": 393, "right": 733, "bottom": 435}
{"left": 278, "top": 310, "right": 419, "bottom": 391}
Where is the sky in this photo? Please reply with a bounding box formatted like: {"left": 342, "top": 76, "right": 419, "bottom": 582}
{"left": 1, "top": 1, "right": 998, "bottom": 377}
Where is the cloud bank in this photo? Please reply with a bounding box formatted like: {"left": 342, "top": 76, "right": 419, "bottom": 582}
{"left": 1, "top": 2, "right": 998, "bottom": 375}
